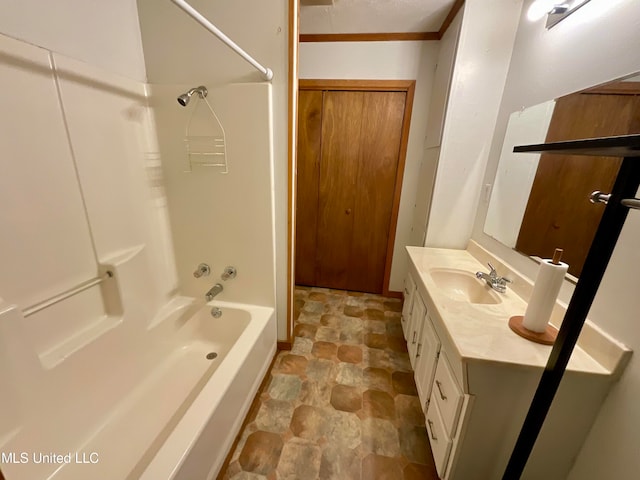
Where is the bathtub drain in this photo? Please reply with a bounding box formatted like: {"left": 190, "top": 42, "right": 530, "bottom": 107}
{"left": 206, "top": 352, "right": 218, "bottom": 360}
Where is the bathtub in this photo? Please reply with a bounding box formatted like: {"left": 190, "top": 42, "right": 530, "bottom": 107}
{"left": 0, "top": 298, "right": 276, "bottom": 480}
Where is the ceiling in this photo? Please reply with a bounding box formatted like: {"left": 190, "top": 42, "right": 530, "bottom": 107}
{"left": 300, "top": 0, "right": 456, "bottom": 34}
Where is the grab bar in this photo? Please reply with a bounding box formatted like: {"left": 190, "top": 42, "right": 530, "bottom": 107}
{"left": 22, "top": 271, "right": 113, "bottom": 318}
{"left": 168, "top": 0, "right": 274, "bottom": 81}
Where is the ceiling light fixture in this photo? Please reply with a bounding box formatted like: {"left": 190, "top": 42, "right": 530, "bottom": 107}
{"left": 528, "top": 0, "right": 593, "bottom": 28}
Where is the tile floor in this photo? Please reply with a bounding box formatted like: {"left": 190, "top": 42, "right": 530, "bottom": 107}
{"left": 220, "top": 287, "right": 438, "bottom": 480}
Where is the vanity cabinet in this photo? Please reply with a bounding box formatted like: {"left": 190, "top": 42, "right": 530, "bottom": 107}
{"left": 403, "top": 278, "right": 467, "bottom": 478}
{"left": 402, "top": 246, "right": 628, "bottom": 480}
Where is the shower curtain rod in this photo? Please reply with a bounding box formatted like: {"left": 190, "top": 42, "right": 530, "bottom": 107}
{"left": 169, "top": 0, "right": 274, "bottom": 81}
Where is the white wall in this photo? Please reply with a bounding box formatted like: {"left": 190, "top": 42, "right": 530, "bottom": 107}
{"left": 410, "top": 11, "right": 462, "bottom": 247}
{"left": 0, "top": 0, "right": 146, "bottom": 81}
{"left": 136, "top": 0, "right": 284, "bottom": 332}
{"left": 299, "top": 40, "right": 440, "bottom": 291}
{"left": 468, "top": 0, "right": 640, "bottom": 477}
{"left": 425, "top": 0, "right": 523, "bottom": 248}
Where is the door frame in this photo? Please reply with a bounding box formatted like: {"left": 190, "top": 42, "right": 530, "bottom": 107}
{"left": 293, "top": 78, "right": 416, "bottom": 297}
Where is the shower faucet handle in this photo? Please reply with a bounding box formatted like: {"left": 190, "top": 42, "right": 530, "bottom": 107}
{"left": 221, "top": 266, "right": 237, "bottom": 281}
{"left": 193, "top": 263, "right": 211, "bottom": 278}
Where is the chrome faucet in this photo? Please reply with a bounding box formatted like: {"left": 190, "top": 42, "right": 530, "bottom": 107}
{"left": 193, "top": 263, "right": 210, "bottom": 278}
{"left": 221, "top": 266, "right": 237, "bottom": 281}
{"left": 205, "top": 283, "right": 223, "bottom": 301}
{"left": 476, "top": 263, "right": 511, "bottom": 293}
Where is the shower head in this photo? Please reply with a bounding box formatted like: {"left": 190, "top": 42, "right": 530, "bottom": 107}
{"left": 177, "top": 85, "right": 208, "bottom": 106}
{"left": 177, "top": 93, "right": 191, "bottom": 107}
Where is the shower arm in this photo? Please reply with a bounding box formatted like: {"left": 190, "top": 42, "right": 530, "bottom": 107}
{"left": 168, "top": 0, "right": 274, "bottom": 82}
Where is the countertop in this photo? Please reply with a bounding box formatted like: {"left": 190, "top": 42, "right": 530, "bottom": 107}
{"left": 406, "top": 246, "right": 610, "bottom": 375}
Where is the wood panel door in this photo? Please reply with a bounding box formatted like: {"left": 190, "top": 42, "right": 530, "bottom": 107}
{"left": 315, "top": 91, "right": 366, "bottom": 289}
{"left": 295, "top": 90, "right": 323, "bottom": 286}
{"left": 516, "top": 90, "right": 640, "bottom": 277}
{"left": 295, "top": 86, "right": 408, "bottom": 293}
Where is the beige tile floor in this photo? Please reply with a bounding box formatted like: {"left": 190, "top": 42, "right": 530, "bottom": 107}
{"left": 219, "top": 287, "right": 438, "bottom": 480}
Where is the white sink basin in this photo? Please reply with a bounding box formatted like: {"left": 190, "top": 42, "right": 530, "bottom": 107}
{"left": 429, "top": 268, "right": 502, "bottom": 305}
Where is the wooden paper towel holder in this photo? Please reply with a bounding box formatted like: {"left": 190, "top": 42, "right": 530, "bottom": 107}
{"left": 509, "top": 247, "right": 562, "bottom": 345}
{"left": 508, "top": 316, "right": 558, "bottom": 345}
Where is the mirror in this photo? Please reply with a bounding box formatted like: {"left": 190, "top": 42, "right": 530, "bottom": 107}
{"left": 484, "top": 73, "right": 640, "bottom": 278}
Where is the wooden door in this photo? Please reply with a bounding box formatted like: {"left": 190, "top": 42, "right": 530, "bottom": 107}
{"left": 347, "top": 91, "right": 406, "bottom": 292}
{"left": 315, "top": 91, "right": 366, "bottom": 289}
{"left": 295, "top": 86, "right": 408, "bottom": 293}
{"left": 516, "top": 90, "right": 640, "bottom": 277}
{"left": 295, "top": 90, "right": 323, "bottom": 286}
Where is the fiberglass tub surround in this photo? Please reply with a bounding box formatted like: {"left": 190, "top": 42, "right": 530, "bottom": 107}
{"left": 0, "top": 248, "right": 276, "bottom": 480}
{"left": 0, "top": 30, "right": 277, "bottom": 480}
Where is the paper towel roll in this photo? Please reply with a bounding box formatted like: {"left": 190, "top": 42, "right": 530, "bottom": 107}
{"left": 523, "top": 259, "right": 568, "bottom": 333}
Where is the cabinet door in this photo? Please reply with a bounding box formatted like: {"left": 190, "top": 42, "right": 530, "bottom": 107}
{"left": 401, "top": 274, "right": 416, "bottom": 339}
{"left": 426, "top": 394, "right": 453, "bottom": 478}
{"left": 407, "top": 293, "right": 426, "bottom": 367}
{"left": 432, "top": 352, "right": 464, "bottom": 437}
{"left": 414, "top": 314, "right": 441, "bottom": 412}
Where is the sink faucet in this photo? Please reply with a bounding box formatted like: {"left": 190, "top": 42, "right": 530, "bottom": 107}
{"left": 205, "top": 283, "right": 223, "bottom": 301}
{"left": 476, "top": 263, "right": 511, "bottom": 293}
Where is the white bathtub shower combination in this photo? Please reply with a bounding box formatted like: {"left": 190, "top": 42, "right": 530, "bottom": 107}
{"left": 0, "top": 19, "right": 278, "bottom": 480}
{"left": 0, "top": 251, "right": 276, "bottom": 480}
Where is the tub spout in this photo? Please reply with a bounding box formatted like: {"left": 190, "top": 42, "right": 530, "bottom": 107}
{"left": 205, "top": 283, "right": 223, "bottom": 301}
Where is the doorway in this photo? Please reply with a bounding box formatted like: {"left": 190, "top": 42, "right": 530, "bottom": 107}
{"left": 294, "top": 80, "right": 415, "bottom": 294}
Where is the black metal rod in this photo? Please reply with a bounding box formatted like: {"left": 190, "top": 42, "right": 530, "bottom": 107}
{"left": 502, "top": 156, "right": 640, "bottom": 479}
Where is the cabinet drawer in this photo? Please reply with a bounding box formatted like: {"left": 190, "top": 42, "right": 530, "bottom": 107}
{"left": 426, "top": 394, "right": 452, "bottom": 478}
{"left": 432, "top": 352, "right": 463, "bottom": 437}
